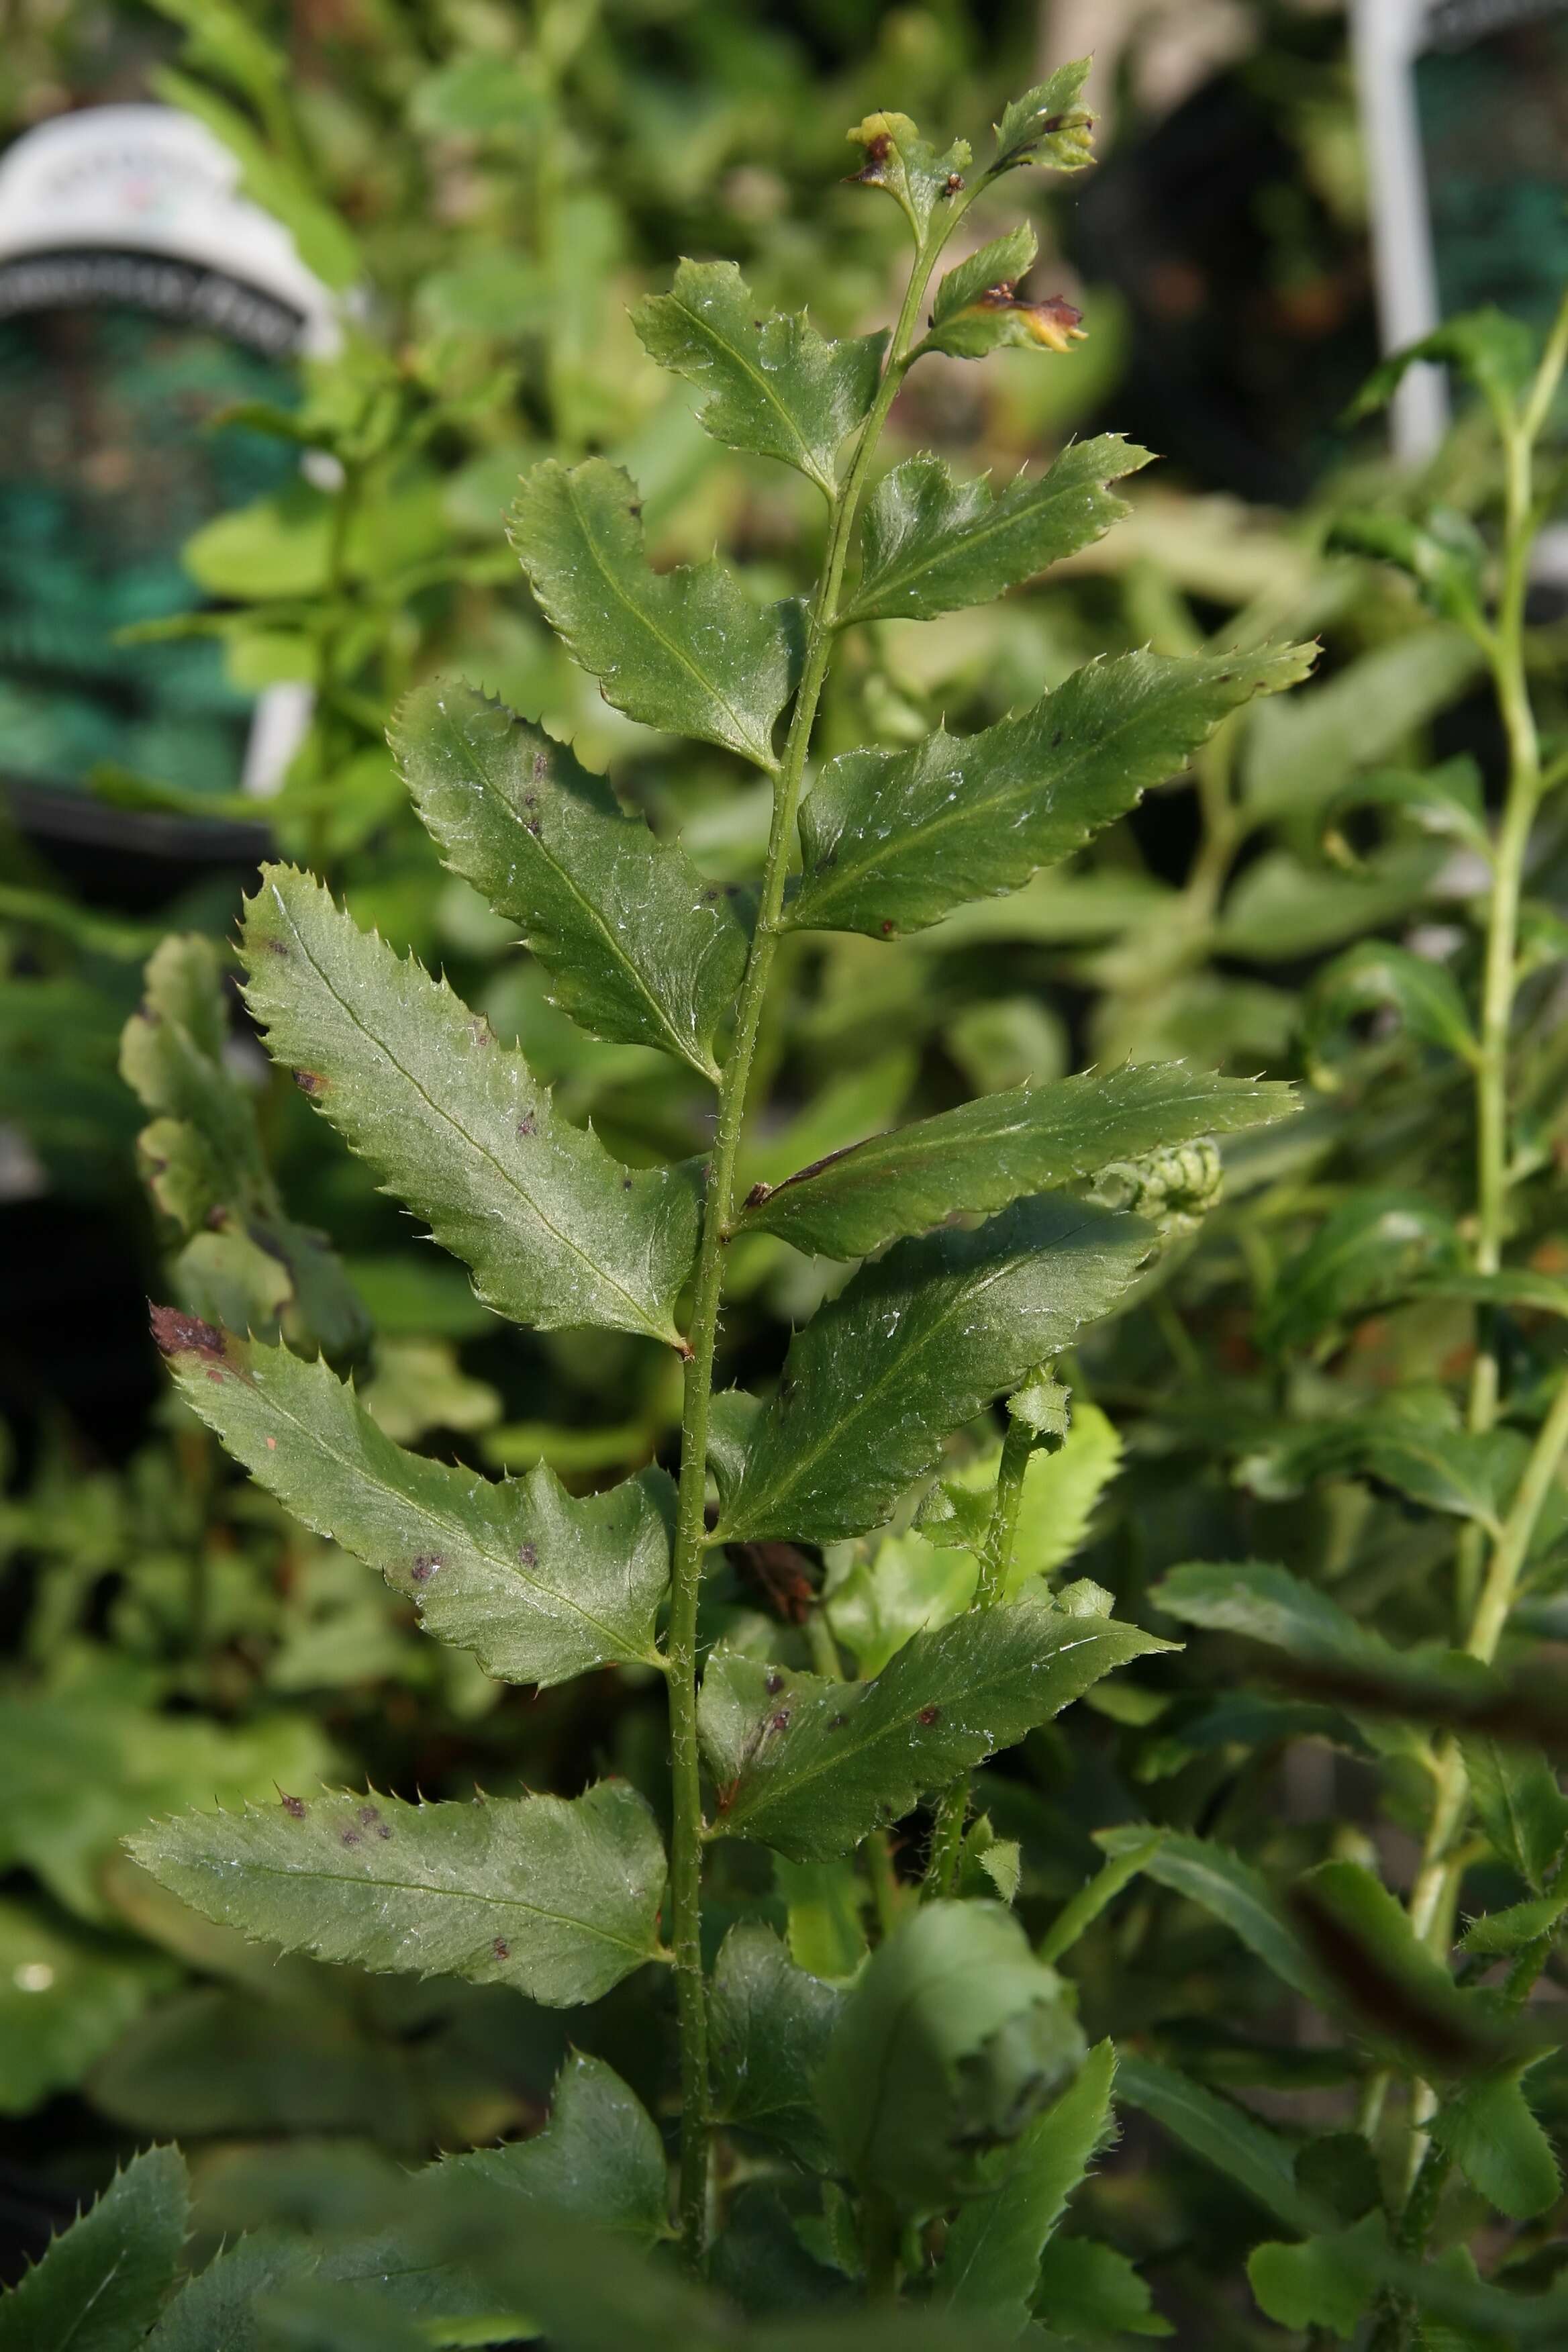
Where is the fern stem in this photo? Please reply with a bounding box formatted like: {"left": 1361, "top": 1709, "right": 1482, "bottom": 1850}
{"left": 663, "top": 205, "right": 967, "bottom": 2265}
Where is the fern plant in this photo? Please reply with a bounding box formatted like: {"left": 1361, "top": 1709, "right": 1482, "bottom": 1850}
{"left": 34, "top": 66, "right": 1320, "bottom": 2333}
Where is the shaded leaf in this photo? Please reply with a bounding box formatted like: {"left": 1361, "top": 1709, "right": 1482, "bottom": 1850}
{"left": 842, "top": 439, "right": 1149, "bottom": 628}
{"left": 1291, "top": 1861, "right": 1507, "bottom": 2075}
{"left": 1244, "top": 626, "right": 1484, "bottom": 820}
{"left": 737, "top": 1063, "right": 1294, "bottom": 1259}
{"left": 790, "top": 646, "right": 1313, "bottom": 939}
{"left": 393, "top": 678, "right": 748, "bottom": 1079}
{"left": 1247, "top": 2215, "right": 1384, "bottom": 2341}
{"left": 1116, "top": 2055, "right": 1318, "bottom": 2232}
{"left": 1240, "top": 1404, "right": 1526, "bottom": 1535}
{"left": 715, "top": 1197, "right": 1153, "bottom": 1545}
{"left": 1459, "top": 1892, "right": 1568, "bottom": 1957}
{"left": 127, "top": 1781, "right": 667, "bottom": 2007}
{"left": 702, "top": 1598, "right": 1168, "bottom": 1860}
{"left": 1322, "top": 756, "right": 1489, "bottom": 864}
{"left": 775, "top": 1857, "right": 868, "bottom": 1983}
{"left": 240, "top": 866, "right": 698, "bottom": 1346}
{"left": 940, "top": 2039, "right": 1116, "bottom": 2328}
{"left": 122, "top": 934, "right": 368, "bottom": 1359}
{"left": 1430, "top": 2067, "right": 1561, "bottom": 2219}
{"left": 1305, "top": 942, "right": 1477, "bottom": 1075}
{"left": 632, "top": 260, "right": 885, "bottom": 493}
{"left": 154, "top": 1320, "right": 673, "bottom": 1688}
{"left": 1326, "top": 507, "right": 1486, "bottom": 626}
{"left": 1261, "top": 1192, "right": 1465, "bottom": 1354}
{"left": 444, "top": 2051, "right": 671, "bottom": 2241}
{"left": 710, "top": 1923, "right": 844, "bottom": 2169}
{"left": 1152, "top": 1558, "right": 1404, "bottom": 1673}
{"left": 1348, "top": 308, "right": 1537, "bottom": 426}
{"left": 0, "top": 2144, "right": 188, "bottom": 2351}
{"left": 509, "top": 458, "right": 795, "bottom": 768}
{"left": 148, "top": 2237, "right": 317, "bottom": 2352}
{"left": 1034, "top": 2239, "right": 1171, "bottom": 2338}
{"left": 1461, "top": 1739, "right": 1568, "bottom": 1894}
{"left": 821, "top": 1902, "right": 1084, "bottom": 2215}
{"left": 1095, "top": 1826, "right": 1328, "bottom": 2004}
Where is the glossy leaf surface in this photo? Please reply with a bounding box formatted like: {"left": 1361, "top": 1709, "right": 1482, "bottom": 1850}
{"left": 709, "top": 1923, "right": 844, "bottom": 2169}
{"left": 393, "top": 677, "right": 747, "bottom": 1079}
{"left": 128, "top": 1781, "right": 667, "bottom": 2006}
{"left": 715, "top": 1198, "right": 1152, "bottom": 1544}
{"left": 790, "top": 646, "right": 1313, "bottom": 939}
{"left": 241, "top": 866, "right": 699, "bottom": 1346}
{"left": 632, "top": 260, "right": 885, "bottom": 493}
{"left": 737, "top": 1063, "right": 1294, "bottom": 1258}
{"left": 702, "top": 1599, "right": 1167, "bottom": 1859}
{"left": 841, "top": 436, "right": 1149, "bottom": 626}
{"left": 509, "top": 458, "right": 795, "bottom": 768}
{"left": 155, "top": 1320, "right": 673, "bottom": 1687}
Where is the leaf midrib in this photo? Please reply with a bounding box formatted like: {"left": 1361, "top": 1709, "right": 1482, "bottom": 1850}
{"left": 230, "top": 1353, "right": 657, "bottom": 1666}
{"left": 665, "top": 288, "right": 830, "bottom": 490}
{"left": 726, "top": 1623, "right": 1116, "bottom": 1837}
{"left": 846, "top": 467, "right": 1111, "bottom": 621}
{"left": 264, "top": 879, "right": 672, "bottom": 1344}
{"left": 427, "top": 705, "right": 712, "bottom": 1078}
{"left": 199, "top": 1850, "right": 656, "bottom": 1959}
{"left": 725, "top": 1212, "right": 1108, "bottom": 1535}
{"left": 797, "top": 658, "right": 1246, "bottom": 922}
{"left": 559, "top": 471, "right": 779, "bottom": 771}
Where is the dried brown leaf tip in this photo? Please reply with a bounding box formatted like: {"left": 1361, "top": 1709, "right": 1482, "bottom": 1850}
{"left": 976, "top": 287, "right": 1085, "bottom": 350}
{"left": 148, "top": 1303, "right": 226, "bottom": 1359}
{"left": 846, "top": 121, "right": 893, "bottom": 185}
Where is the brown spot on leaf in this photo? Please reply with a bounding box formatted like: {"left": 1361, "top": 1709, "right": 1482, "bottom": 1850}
{"left": 150, "top": 1304, "right": 225, "bottom": 1359}
{"left": 518, "top": 1542, "right": 537, "bottom": 1568}
{"left": 280, "top": 1792, "right": 307, "bottom": 1820}
{"left": 293, "top": 1069, "right": 324, "bottom": 1097}
{"left": 411, "top": 1554, "right": 440, "bottom": 1584}
{"left": 918, "top": 1704, "right": 941, "bottom": 1727}
{"left": 340, "top": 1826, "right": 363, "bottom": 1847}
{"left": 493, "top": 1937, "right": 510, "bottom": 1960}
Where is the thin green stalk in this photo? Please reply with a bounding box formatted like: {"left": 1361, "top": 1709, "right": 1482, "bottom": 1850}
{"left": 1371, "top": 301, "right": 1568, "bottom": 2222}
{"left": 663, "top": 201, "right": 969, "bottom": 2265}
{"left": 922, "top": 1780, "right": 969, "bottom": 1902}
{"left": 924, "top": 1413, "right": 1036, "bottom": 1902}
{"left": 1038, "top": 1832, "right": 1163, "bottom": 1967}
{"left": 974, "top": 1414, "right": 1035, "bottom": 1610}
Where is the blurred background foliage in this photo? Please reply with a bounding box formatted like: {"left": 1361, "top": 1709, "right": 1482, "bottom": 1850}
{"left": 7, "top": 2, "right": 1568, "bottom": 2341}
